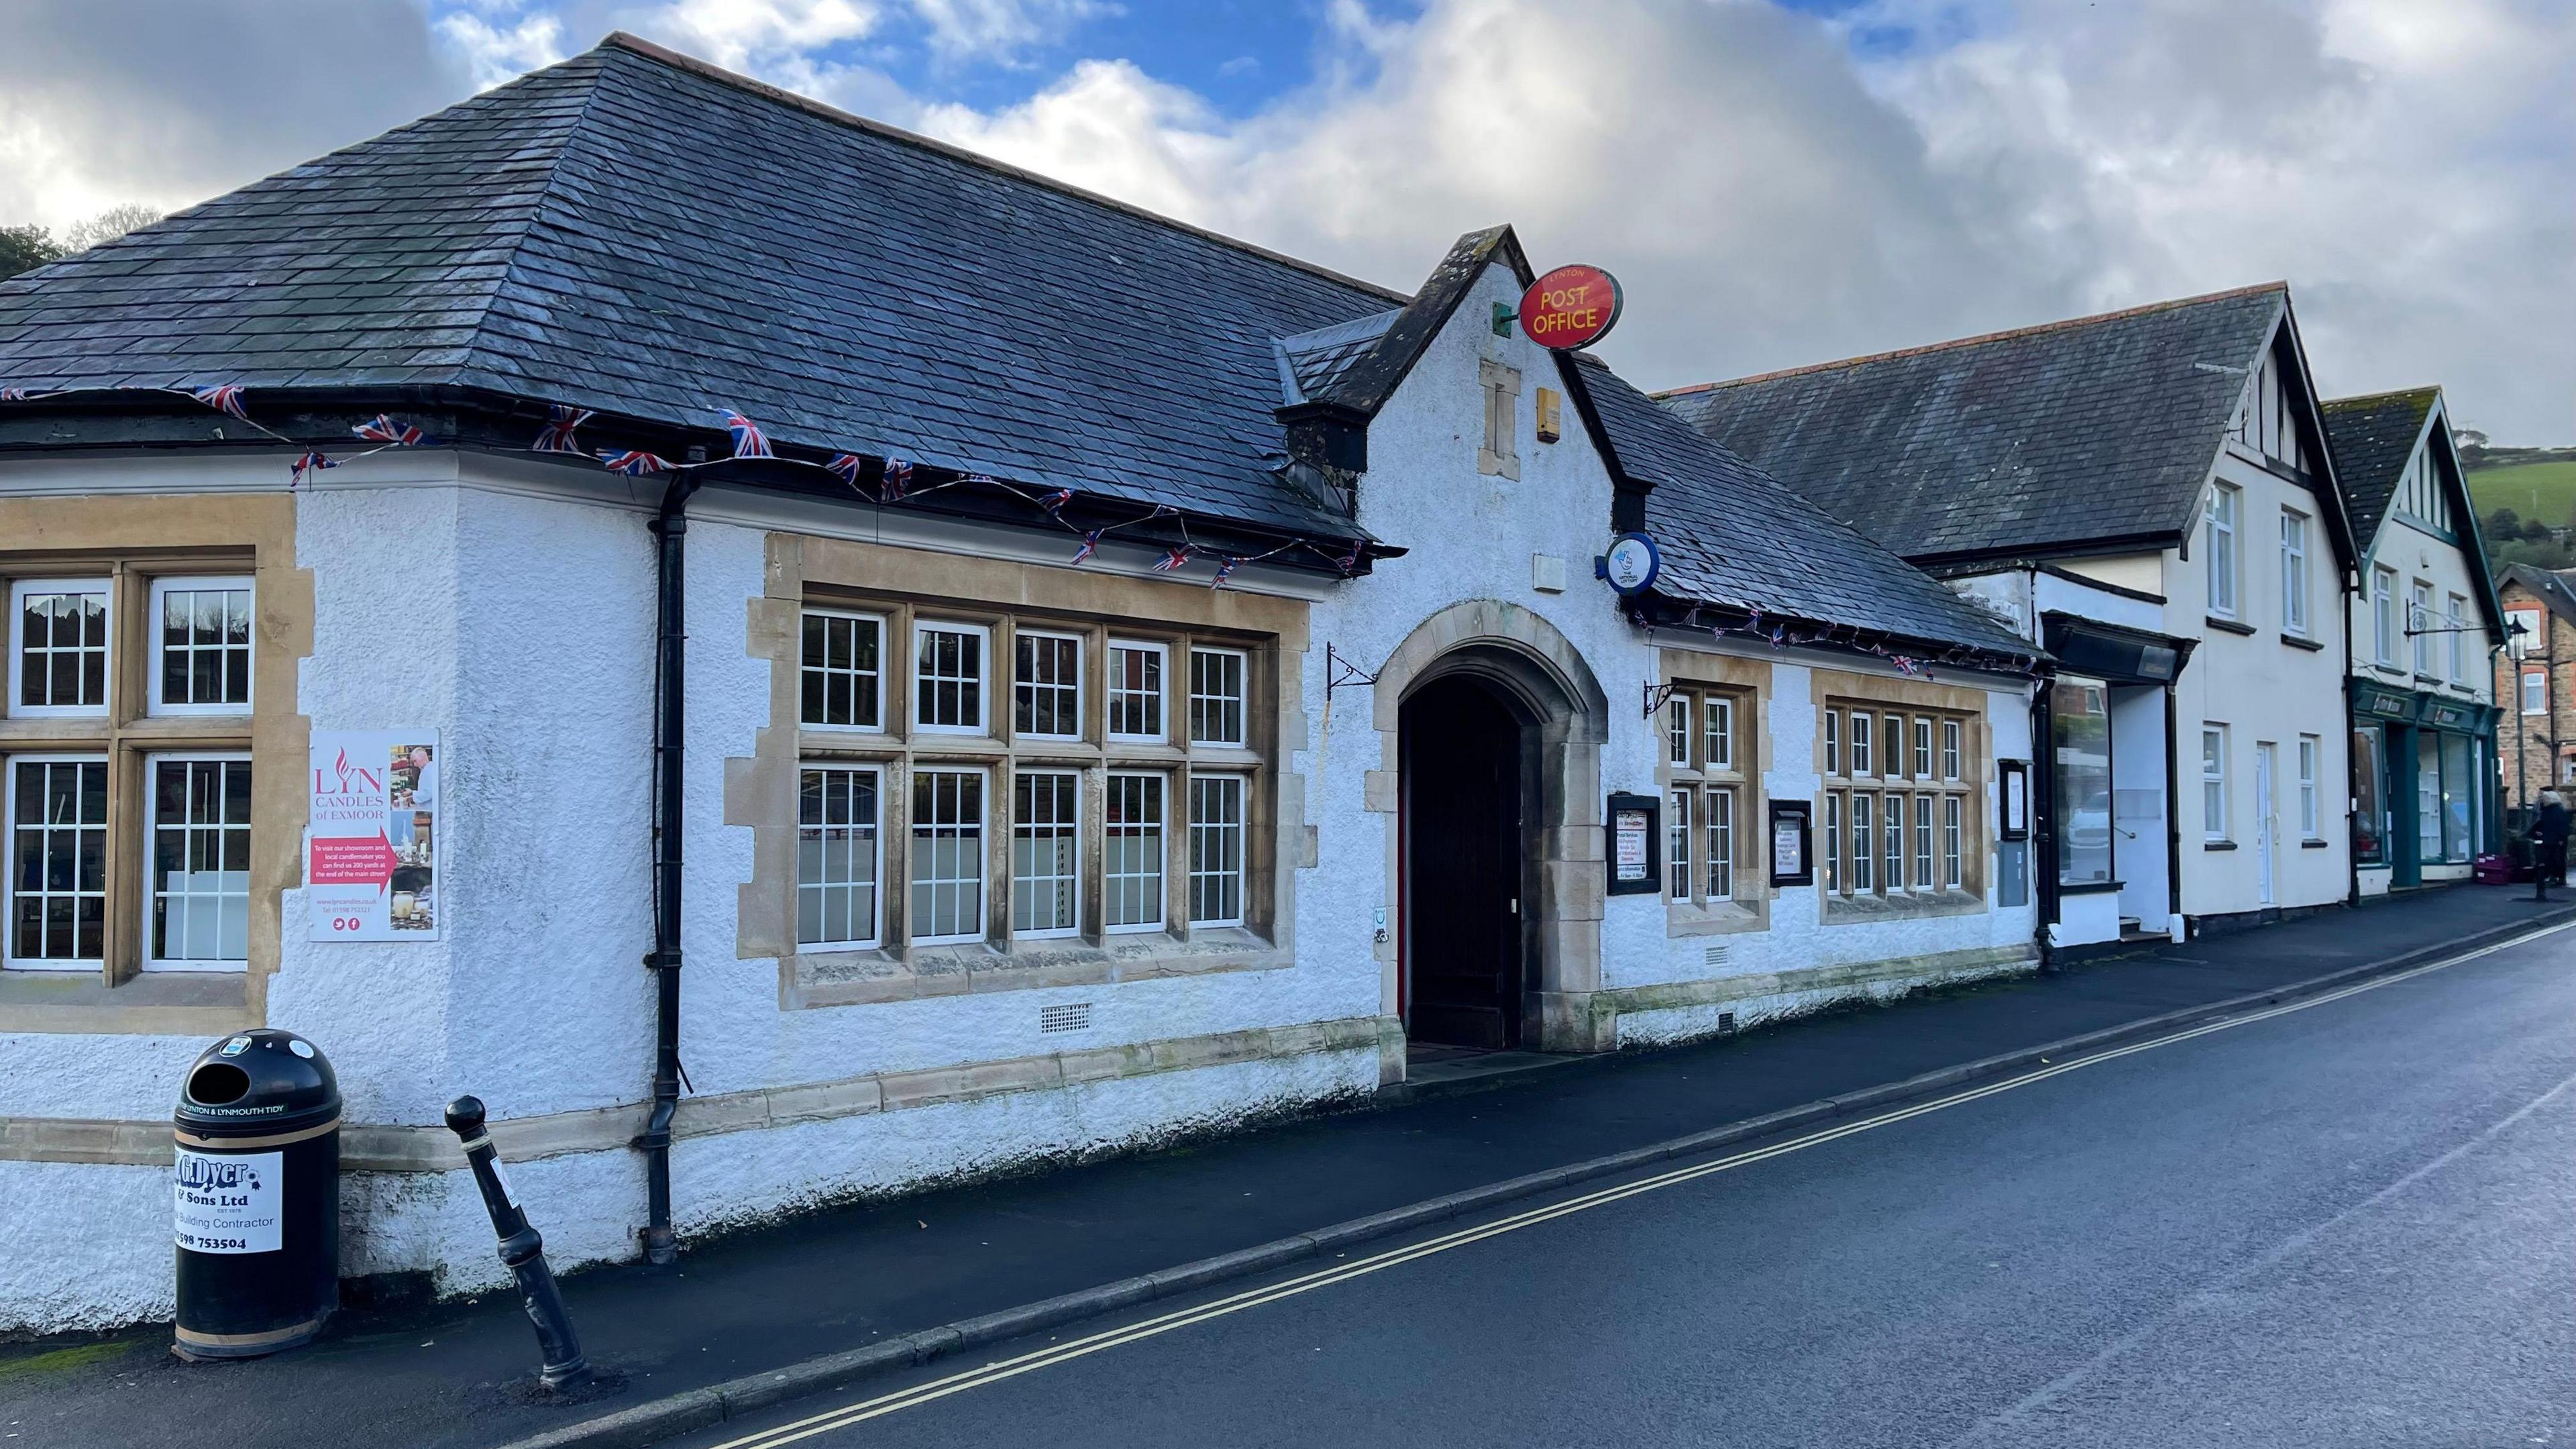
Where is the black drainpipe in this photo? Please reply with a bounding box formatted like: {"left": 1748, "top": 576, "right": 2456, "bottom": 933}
{"left": 2031, "top": 682, "right": 2058, "bottom": 972}
{"left": 637, "top": 471, "right": 702, "bottom": 1266}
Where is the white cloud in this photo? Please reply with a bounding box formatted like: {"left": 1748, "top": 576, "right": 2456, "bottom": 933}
{"left": 910, "top": 0, "right": 1113, "bottom": 64}
{"left": 438, "top": 5, "right": 570, "bottom": 87}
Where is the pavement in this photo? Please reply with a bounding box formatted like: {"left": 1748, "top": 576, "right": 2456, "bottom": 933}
{"left": 672, "top": 890, "right": 2576, "bottom": 1449}
{"left": 3, "top": 883, "right": 2563, "bottom": 1449}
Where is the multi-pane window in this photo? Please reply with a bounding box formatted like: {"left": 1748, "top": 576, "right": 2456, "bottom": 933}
{"left": 908, "top": 769, "right": 985, "bottom": 943}
{"left": 1014, "top": 632, "right": 1081, "bottom": 739}
{"left": 2206, "top": 484, "right": 2240, "bottom": 617}
{"left": 1011, "top": 771, "right": 1079, "bottom": 936}
{"left": 146, "top": 756, "right": 252, "bottom": 970}
{"left": 2297, "top": 736, "right": 2320, "bottom": 840}
{"left": 1189, "top": 648, "right": 1247, "bottom": 747}
{"left": 1666, "top": 788, "right": 1694, "bottom": 902}
{"left": 1940, "top": 796, "right": 1963, "bottom": 888}
{"left": 796, "top": 766, "right": 881, "bottom": 949}
{"left": 800, "top": 609, "right": 883, "bottom": 729}
{"left": 2373, "top": 568, "right": 2399, "bottom": 666}
{"left": 1662, "top": 683, "right": 1748, "bottom": 908}
{"left": 1187, "top": 774, "right": 1244, "bottom": 926}
{"left": 914, "top": 621, "right": 987, "bottom": 733}
{"left": 1823, "top": 709, "right": 1840, "bottom": 775}
{"left": 2279, "top": 511, "right": 2308, "bottom": 635}
{"left": 150, "top": 578, "right": 253, "bottom": 714}
{"left": 10, "top": 580, "right": 109, "bottom": 716}
{"left": 2446, "top": 594, "right": 2467, "bottom": 685}
{"left": 2202, "top": 725, "right": 2230, "bottom": 841}
{"left": 2410, "top": 581, "right": 2436, "bottom": 677}
{"left": 1104, "top": 773, "right": 1165, "bottom": 932}
{"left": 1108, "top": 641, "right": 1165, "bottom": 742}
{"left": 1821, "top": 696, "right": 1978, "bottom": 901}
{"left": 7, "top": 757, "right": 107, "bottom": 967}
{"left": 2525, "top": 669, "right": 2548, "bottom": 716}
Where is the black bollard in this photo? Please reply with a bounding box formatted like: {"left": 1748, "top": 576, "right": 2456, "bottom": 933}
{"left": 444, "top": 1096, "right": 590, "bottom": 1389}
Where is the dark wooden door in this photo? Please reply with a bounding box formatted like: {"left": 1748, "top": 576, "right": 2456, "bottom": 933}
{"left": 1401, "top": 676, "right": 1525, "bottom": 1049}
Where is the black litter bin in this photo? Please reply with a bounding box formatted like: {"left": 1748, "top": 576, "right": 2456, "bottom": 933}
{"left": 172, "top": 1029, "right": 341, "bottom": 1359}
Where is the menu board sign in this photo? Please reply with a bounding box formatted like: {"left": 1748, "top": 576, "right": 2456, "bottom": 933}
{"left": 309, "top": 729, "right": 441, "bottom": 941}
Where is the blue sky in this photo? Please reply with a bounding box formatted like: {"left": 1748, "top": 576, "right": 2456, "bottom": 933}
{"left": 3, "top": 0, "right": 2570, "bottom": 442}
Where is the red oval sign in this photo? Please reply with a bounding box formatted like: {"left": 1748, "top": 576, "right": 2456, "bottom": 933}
{"left": 1518, "top": 264, "right": 1623, "bottom": 350}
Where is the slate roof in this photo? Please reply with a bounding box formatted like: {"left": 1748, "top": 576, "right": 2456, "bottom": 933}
{"left": 1656, "top": 285, "right": 2295, "bottom": 565}
{"left": 2322, "top": 387, "right": 2439, "bottom": 547}
{"left": 1578, "top": 356, "right": 2034, "bottom": 657}
{"left": 1276, "top": 310, "right": 1399, "bottom": 407}
{"left": 0, "top": 34, "right": 1410, "bottom": 539}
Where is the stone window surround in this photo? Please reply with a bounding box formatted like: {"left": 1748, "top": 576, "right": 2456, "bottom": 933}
{"left": 0, "top": 493, "right": 312, "bottom": 1036}
{"left": 1812, "top": 668, "right": 1990, "bottom": 924}
{"left": 1652, "top": 649, "right": 1771, "bottom": 938}
{"left": 737, "top": 532, "right": 1311, "bottom": 1010}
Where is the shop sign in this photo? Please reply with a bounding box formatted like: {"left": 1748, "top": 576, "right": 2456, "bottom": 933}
{"left": 1597, "top": 533, "right": 1662, "bottom": 596}
{"left": 309, "top": 729, "right": 441, "bottom": 941}
{"left": 1518, "top": 264, "right": 1623, "bottom": 351}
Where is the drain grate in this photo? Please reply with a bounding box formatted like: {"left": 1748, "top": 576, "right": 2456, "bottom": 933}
{"left": 1039, "top": 1002, "right": 1092, "bottom": 1034}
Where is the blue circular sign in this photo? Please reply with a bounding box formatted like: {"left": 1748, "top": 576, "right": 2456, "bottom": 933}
{"left": 1601, "top": 532, "right": 1661, "bottom": 596}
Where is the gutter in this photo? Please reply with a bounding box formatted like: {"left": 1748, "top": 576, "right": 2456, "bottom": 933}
{"left": 637, "top": 472, "right": 703, "bottom": 1265}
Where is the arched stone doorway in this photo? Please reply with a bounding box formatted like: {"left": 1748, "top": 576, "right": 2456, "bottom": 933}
{"left": 1369, "top": 602, "right": 1609, "bottom": 1066}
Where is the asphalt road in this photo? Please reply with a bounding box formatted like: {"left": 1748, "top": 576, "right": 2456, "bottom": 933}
{"left": 674, "top": 921, "right": 2576, "bottom": 1449}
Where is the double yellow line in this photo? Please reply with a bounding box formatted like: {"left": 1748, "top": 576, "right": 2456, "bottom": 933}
{"left": 704, "top": 920, "right": 2572, "bottom": 1449}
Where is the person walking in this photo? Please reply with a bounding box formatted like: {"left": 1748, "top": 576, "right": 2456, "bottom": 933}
{"left": 2536, "top": 790, "right": 2570, "bottom": 902}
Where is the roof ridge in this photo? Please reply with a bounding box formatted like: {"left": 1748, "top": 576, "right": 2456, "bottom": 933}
{"left": 596, "top": 32, "right": 1409, "bottom": 307}
{"left": 2321, "top": 384, "right": 2443, "bottom": 410}
{"left": 1651, "top": 280, "right": 2289, "bottom": 399}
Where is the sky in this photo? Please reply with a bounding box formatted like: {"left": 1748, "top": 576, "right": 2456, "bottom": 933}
{"left": 1, "top": 0, "right": 2569, "bottom": 444}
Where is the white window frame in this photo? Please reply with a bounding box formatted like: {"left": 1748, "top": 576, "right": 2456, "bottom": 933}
{"left": 2446, "top": 594, "right": 2467, "bottom": 685}
{"left": 2525, "top": 669, "right": 2549, "bottom": 716}
{"left": 1705, "top": 788, "right": 1733, "bottom": 901}
{"left": 1849, "top": 712, "right": 1874, "bottom": 777}
{"left": 1705, "top": 696, "right": 1733, "bottom": 772}
{"left": 2373, "top": 568, "right": 2399, "bottom": 667}
{"left": 2278, "top": 510, "right": 2308, "bottom": 636}
{"left": 796, "top": 763, "right": 883, "bottom": 951}
{"left": 1188, "top": 647, "right": 1249, "bottom": 748}
{"left": 1884, "top": 791, "right": 1907, "bottom": 891}
{"left": 1941, "top": 795, "right": 1963, "bottom": 888}
{"left": 1823, "top": 708, "right": 1841, "bottom": 775}
{"left": 2206, "top": 484, "right": 2240, "bottom": 619}
{"left": 1010, "top": 769, "right": 1081, "bottom": 939}
{"left": 142, "top": 751, "right": 254, "bottom": 973}
{"left": 906, "top": 766, "right": 987, "bottom": 945}
{"left": 3, "top": 753, "right": 110, "bottom": 970}
{"left": 2202, "top": 725, "right": 2230, "bottom": 842}
{"left": 1822, "top": 793, "right": 1842, "bottom": 894}
{"left": 799, "top": 607, "right": 886, "bottom": 733}
{"left": 1881, "top": 714, "right": 1902, "bottom": 779}
{"left": 2509, "top": 607, "right": 2542, "bottom": 658}
{"left": 1103, "top": 771, "right": 1167, "bottom": 934}
{"left": 1667, "top": 788, "right": 1694, "bottom": 902}
{"left": 1666, "top": 696, "right": 1690, "bottom": 767}
{"left": 1913, "top": 792, "right": 1935, "bottom": 890}
{"left": 1850, "top": 792, "right": 1875, "bottom": 892}
{"left": 1187, "top": 773, "right": 1246, "bottom": 928}
{"left": 2410, "top": 580, "right": 2436, "bottom": 678}
{"left": 1941, "top": 719, "right": 1962, "bottom": 781}
{"left": 2296, "top": 736, "right": 2320, "bottom": 840}
{"left": 1010, "top": 629, "right": 1084, "bottom": 741}
{"left": 148, "top": 576, "right": 255, "bottom": 717}
{"left": 9, "top": 578, "right": 113, "bottom": 719}
{"left": 1911, "top": 716, "right": 1932, "bottom": 779}
{"left": 912, "top": 620, "right": 989, "bottom": 736}
{"left": 1106, "top": 639, "right": 1167, "bottom": 744}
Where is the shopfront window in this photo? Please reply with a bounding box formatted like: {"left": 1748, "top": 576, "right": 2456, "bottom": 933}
{"left": 2350, "top": 729, "right": 2384, "bottom": 865}
{"left": 2053, "top": 678, "right": 2112, "bottom": 886}
{"left": 2440, "top": 733, "right": 2474, "bottom": 863}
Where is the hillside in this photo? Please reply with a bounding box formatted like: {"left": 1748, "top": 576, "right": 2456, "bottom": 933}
{"left": 2469, "top": 458, "right": 2576, "bottom": 525}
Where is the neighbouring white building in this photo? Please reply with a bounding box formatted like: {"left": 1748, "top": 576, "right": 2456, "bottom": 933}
{"left": 0, "top": 35, "right": 2047, "bottom": 1333}
{"left": 2322, "top": 388, "right": 2502, "bottom": 892}
{"left": 1663, "top": 285, "right": 2363, "bottom": 951}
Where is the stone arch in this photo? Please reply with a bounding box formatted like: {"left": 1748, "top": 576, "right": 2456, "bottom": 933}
{"left": 1368, "top": 600, "right": 1611, "bottom": 1064}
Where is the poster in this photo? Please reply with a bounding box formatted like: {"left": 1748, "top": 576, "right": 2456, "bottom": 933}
{"left": 1770, "top": 800, "right": 1811, "bottom": 885}
{"left": 174, "top": 1148, "right": 282, "bottom": 1254}
{"left": 1613, "top": 808, "right": 1651, "bottom": 884}
{"left": 309, "top": 729, "right": 441, "bottom": 941}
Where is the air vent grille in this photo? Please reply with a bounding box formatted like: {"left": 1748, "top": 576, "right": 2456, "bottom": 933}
{"left": 1704, "top": 943, "right": 1731, "bottom": 971}
{"left": 1718, "top": 1011, "right": 1737, "bottom": 1034}
{"left": 1039, "top": 1002, "right": 1092, "bottom": 1034}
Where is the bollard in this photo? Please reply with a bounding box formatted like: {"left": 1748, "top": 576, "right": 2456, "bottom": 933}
{"left": 443, "top": 1095, "right": 590, "bottom": 1389}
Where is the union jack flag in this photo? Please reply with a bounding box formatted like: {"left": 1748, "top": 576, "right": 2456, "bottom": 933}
{"left": 0, "top": 386, "right": 50, "bottom": 402}
{"left": 826, "top": 453, "right": 865, "bottom": 489}
{"left": 719, "top": 408, "right": 772, "bottom": 460}
{"left": 1210, "top": 556, "right": 1240, "bottom": 590}
{"left": 1151, "top": 545, "right": 1191, "bottom": 573}
{"left": 1893, "top": 656, "right": 1920, "bottom": 677}
{"left": 533, "top": 405, "right": 592, "bottom": 454}
{"left": 882, "top": 459, "right": 914, "bottom": 500}
{"left": 1037, "top": 488, "right": 1073, "bottom": 517}
{"left": 191, "top": 384, "right": 250, "bottom": 420}
{"left": 1768, "top": 626, "right": 1787, "bottom": 650}
{"left": 1071, "top": 528, "right": 1106, "bottom": 565}
{"left": 597, "top": 449, "right": 672, "bottom": 477}
{"left": 352, "top": 415, "right": 426, "bottom": 446}
{"left": 290, "top": 451, "right": 337, "bottom": 487}
{"left": 1332, "top": 541, "right": 1362, "bottom": 575}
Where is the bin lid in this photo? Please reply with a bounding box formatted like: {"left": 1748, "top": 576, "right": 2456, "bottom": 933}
{"left": 174, "top": 1030, "right": 340, "bottom": 1136}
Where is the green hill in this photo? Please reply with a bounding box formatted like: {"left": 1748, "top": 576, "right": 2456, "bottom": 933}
{"left": 2467, "top": 459, "right": 2576, "bottom": 526}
